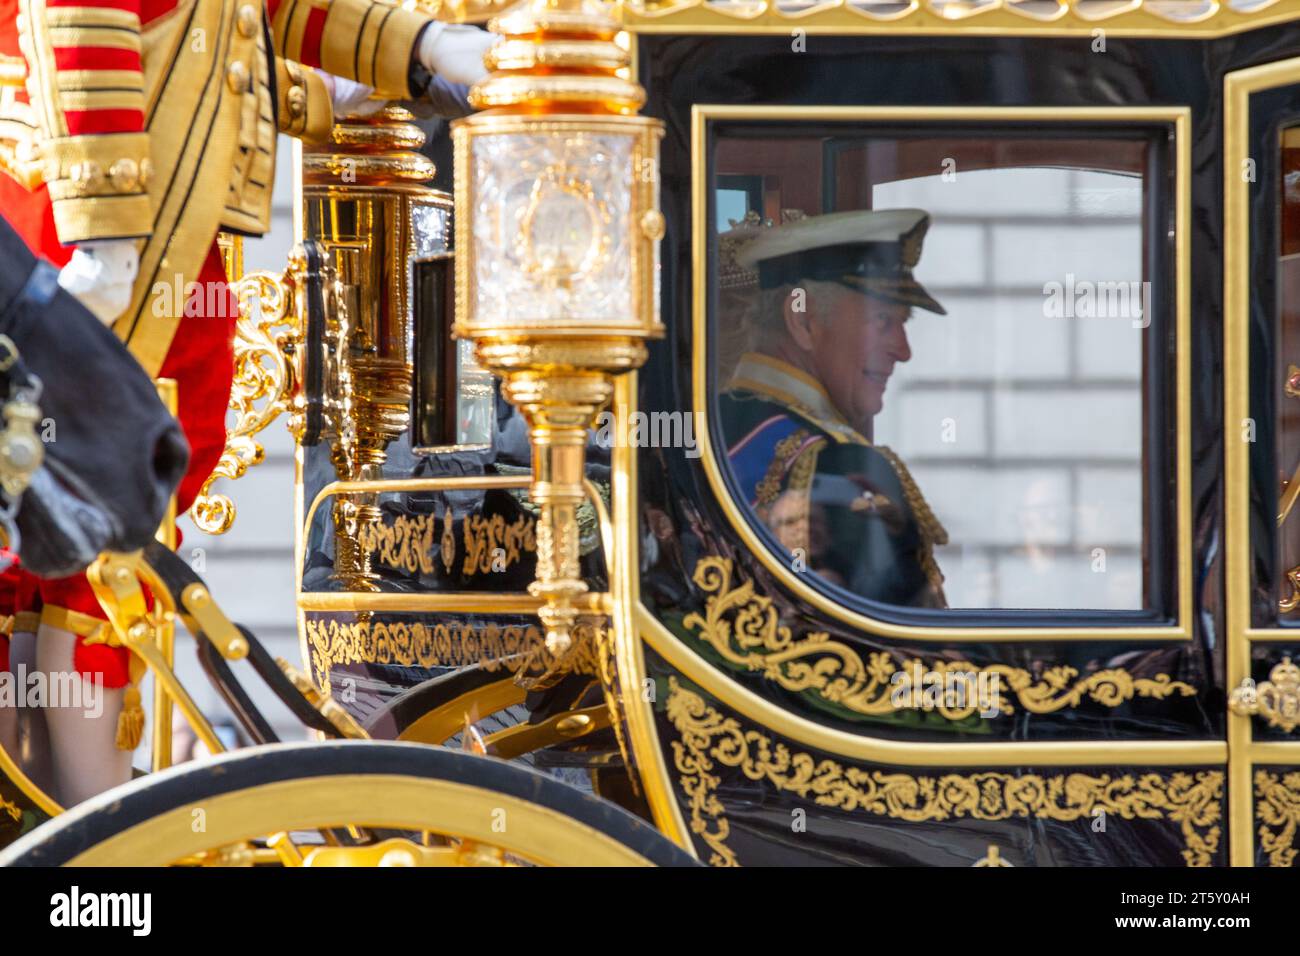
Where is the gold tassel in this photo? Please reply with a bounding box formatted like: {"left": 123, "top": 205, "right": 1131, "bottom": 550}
{"left": 116, "top": 684, "right": 144, "bottom": 751}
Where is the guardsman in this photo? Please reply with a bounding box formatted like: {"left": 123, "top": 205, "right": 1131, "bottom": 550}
{"left": 0, "top": 0, "right": 493, "bottom": 805}
{"left": 718, "top": 209, "right": 950, "bottom": 609}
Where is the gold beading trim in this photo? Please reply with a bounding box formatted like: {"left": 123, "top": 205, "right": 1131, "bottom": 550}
{"left": 665, "top": 678, "right": 1224, "bottom": 867}
{"left": 684, "top": 557, "right": 1196, "bottom": 721}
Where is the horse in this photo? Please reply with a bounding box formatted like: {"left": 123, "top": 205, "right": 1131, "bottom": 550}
{"left": 0, "top": 218, "right": 188, "bottom": 577}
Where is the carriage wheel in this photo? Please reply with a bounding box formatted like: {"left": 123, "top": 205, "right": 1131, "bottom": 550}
{"left": 0, "top": 741, "right": 697, "bottom": 867}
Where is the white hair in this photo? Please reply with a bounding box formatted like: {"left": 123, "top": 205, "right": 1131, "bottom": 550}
{"left": 754, "top": 279, "right": 847, "bottom": 350}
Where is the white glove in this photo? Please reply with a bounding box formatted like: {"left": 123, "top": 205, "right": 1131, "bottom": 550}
{"left": 318, "top": 70, "right": 386, "bottom": 118}
{"left": 416, "top": 23, "right": 495, "bottom": 86}
{"left": 57, "top": 239, "right": 138, "bottom": 326}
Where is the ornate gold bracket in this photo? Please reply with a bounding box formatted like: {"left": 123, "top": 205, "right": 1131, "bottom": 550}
{"left": 189, "top": 270, "right": 301, "bottom": 534}
{"left": 1230, "top": 656, "right": 1300, "bottom": 733}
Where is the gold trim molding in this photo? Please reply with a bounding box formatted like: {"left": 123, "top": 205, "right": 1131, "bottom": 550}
{"left": 665, "top": 678, "right": 1224, "bottom": 867}
{"left": 1223, "top": 55, "right": 1300, "bottom": 867}
{"left": 684, "top": 556, "right": 1197, "bottom": 721}
{"left": 618, "top": 0, "right": 1300, "bottom": 38}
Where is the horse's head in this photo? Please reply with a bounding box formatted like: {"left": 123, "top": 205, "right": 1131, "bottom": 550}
{"left": 0, "top": 223, "right": 189, "bottom": 577}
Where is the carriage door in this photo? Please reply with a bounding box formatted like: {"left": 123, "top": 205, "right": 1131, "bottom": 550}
{"left": 1224, "top": 59, "right": 1300, "bottom": 868}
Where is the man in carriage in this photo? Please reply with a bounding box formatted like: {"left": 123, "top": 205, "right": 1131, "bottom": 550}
{"left": 0, "top": 0, "right": 494, "bottom": 805}
{"left": 719, "top": 209, "right": 951, "bottom": 610}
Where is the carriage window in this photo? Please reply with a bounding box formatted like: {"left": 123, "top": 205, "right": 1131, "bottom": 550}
{"left": 711, "top": 128, "right": 1164, "bottom": 612}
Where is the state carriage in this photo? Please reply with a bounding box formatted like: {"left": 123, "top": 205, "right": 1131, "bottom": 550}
{"left": 5, "top": 0, "right": 1300, "bottom": 867}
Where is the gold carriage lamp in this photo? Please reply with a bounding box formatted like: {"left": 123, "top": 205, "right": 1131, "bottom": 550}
{"left": 452, "top": 0, "right": 664, "bottom": 654}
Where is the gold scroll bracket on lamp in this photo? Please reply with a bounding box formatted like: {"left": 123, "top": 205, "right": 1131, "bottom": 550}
{"left": 189, "top": 236, "right": 338, "bottom": 534}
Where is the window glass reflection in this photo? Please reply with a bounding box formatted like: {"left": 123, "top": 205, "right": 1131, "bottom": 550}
{"left": 713, "top": 131, "right": 1151, "bottom": 610}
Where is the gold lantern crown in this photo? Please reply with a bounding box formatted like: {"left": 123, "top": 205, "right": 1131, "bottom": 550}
{"left": 471, "top": 0, "right": 643, "bottom": 115}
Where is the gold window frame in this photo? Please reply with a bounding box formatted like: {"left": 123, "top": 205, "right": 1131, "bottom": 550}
{"left": 1223, "top": 55, "right": 1300, "bottom": 867}
{"left": 691, "top": 103, "right": 1193, "bottom": 642}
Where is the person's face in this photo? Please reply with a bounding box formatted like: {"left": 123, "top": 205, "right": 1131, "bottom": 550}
{"left": 785, "top": 287, "right": 912, "bottom": 433}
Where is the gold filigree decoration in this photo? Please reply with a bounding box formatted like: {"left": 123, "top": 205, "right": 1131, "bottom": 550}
{"left": 665, "top": 678, "right": 1224, "bottom": 868}
{"left": 359, "top": 515, "right": 441, "bottom": 576}
{"left": 1229, "top": 657, "right": 1300, "bottom": 733}
{"left": 304, "top": 617, "right": 602, "bottom": 687}
{"left": 463, "top": 513, "right": 536, "bottom": 575}
{"left": 359, "top": 511, "right": 539, "bottom": 577}
{"left": 1254, "top": 769, "right": 1300, "bottom": 867}
{"left": 441, "top": 508, "right": 456, "bottom": 575}
{"left": 683, "top": 557, "right": 1195, "bottom": 721}
{"left": 190, "top": 271, "right": 297, "bottom": 534}
{"left": 1, "top": 795, "right": 20, "bottom": 824}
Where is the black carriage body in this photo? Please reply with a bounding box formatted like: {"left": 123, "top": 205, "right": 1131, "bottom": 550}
{"left": 626, "top": 21, "right": 1300, "bottom": 867}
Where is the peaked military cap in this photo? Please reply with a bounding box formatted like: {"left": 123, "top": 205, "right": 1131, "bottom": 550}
{"left": 735, "top": 208, "right": 946, "bottom": 315}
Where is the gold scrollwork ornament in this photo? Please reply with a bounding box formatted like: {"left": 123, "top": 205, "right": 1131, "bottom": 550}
{"left": 1, "top": 795, "right": 21, "bottom": 824}
{"left": 665, "top": 678, "right": 1223, "bottom": 868}
{"left": 1254, "top": 769, "right": 1300, "bottom": 867}
{"left": 189, "top": 270, "right": 298, "bottom": 534}
{"left": 683, "top": 556, "right": 1194, "bottom": 721}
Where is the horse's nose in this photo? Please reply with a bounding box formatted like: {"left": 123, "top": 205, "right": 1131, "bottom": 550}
{"left": 150, "top": 421, "right": 189, "bottom": 511}
{"left": 141, "top": 421, "right": 191, "bottom": 530}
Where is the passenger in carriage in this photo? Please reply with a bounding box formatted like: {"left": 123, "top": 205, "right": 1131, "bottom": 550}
{"left": 718, "top": 209, "right": 950, "bottom": 609}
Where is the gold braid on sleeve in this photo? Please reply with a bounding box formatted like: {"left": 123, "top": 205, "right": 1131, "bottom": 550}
{"left": 875, "top": 445, "right": 948, "bottom": 604}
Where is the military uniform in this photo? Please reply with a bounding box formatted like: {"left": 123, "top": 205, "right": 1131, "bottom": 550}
{"left": 721, "top": 351, "right": 948, "bottom": 608}
{"left": 718, "top": 209, "right": 950, "bottom": 609}
{"left": 0, "top": 0, "right": 438, "bottom": 703}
